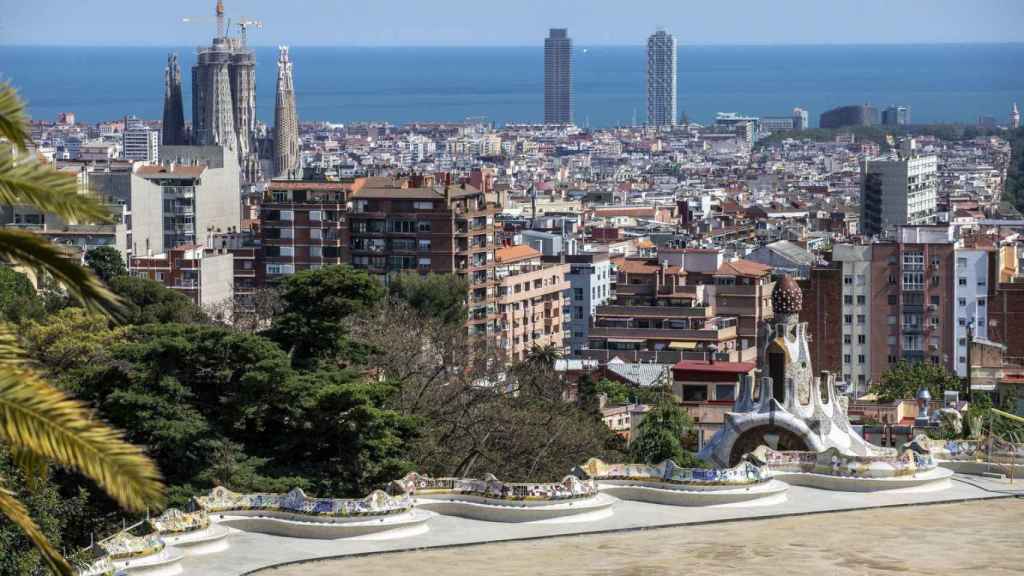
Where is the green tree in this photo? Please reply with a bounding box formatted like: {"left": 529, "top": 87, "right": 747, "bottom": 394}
{"left": 629, "top": 400, "right": 701, "bottom": 466}
{"left": 108, "top": 276, "right": 206, "bottom": 325}
{"left": 269, "top": 265, "right": 384, "bottom": 366}
{"left": 0, "top": 82, "right": 164, "bottom": 575}
{"left": 84, "top": 246, "right": 127, "bottom": 283}
{"left": 870, "top": 361, "right": 962, "bottom": 403}
{"left": 0, "top": 267, "right": 45, "bottom": 324}
{"left": 388, "top": 272, "right": 468, "bottom": 325}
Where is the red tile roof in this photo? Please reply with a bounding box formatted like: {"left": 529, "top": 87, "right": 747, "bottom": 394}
{"left": 715, "top": 259, "right": 772, "bottom": 278}
{"left": 495, "top": 244, "right": 541, "bottom": 263}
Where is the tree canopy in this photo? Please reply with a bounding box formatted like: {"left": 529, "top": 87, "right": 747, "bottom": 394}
{"left": 388, "top": 272, "right": 468, "bottom": 325}
{"left": 870, "top": 361, "right": 962, "bottom": 403}
{"left": 629, "top": 400, "right": 701, "bottom": 467}
{"left": 84, "top": 246, "right": 127, "bottom": 283}
{"left": 108, "top": 276, "right": 206, "bottom": 325}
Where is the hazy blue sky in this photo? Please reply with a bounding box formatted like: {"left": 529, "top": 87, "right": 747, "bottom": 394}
{"left": 4, "top": 0, "right": 1023, "bottom": 46}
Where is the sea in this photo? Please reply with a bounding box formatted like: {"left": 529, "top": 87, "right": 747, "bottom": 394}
{"left": 1, "top": 44, "right": 1022, "bottom": 128}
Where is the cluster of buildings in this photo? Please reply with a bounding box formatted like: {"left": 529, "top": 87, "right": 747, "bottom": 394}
{"left": 12, "top": 3, "right": 1024, "bottom": 443}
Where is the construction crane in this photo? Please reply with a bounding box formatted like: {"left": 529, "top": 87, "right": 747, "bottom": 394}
{"left": 234, "top": 19, "right": 263, "bottom": 44}
{"left": 181, "top": 1, "right": 228, "bottom": 39}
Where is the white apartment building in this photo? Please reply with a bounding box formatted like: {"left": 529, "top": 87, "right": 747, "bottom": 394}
{"left": 953, "top": 248, "right": 989, "bottom": 377}
{"left": 123, "top": 123, "right": 160, "bottom": 162}
{"left": 834, "top": 244, "right": 873, "bottom": 396}
{"left": 564, "top": 253, "right": 612, "bottom": 356}
{"left": 860, "top": 140, "right": 938, "bottom": 237}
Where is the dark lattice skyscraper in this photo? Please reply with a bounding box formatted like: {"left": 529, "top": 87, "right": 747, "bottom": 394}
{"left": 646, "top": 29, "right": 677, "bottom": 127}
{"left": 162, "top": 53, "right": 186, "bottom": 146}
{"left": 544, "top": 28, "right": 572, "bottom": 125}
{"left": 273, "top": 46, "right": 300, "bottom": 178}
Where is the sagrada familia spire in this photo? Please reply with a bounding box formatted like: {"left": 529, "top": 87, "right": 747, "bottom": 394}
{"left": 273, "top": 46, "right": 300, "bottom": 178}
{"left": 162, "top": 53, "right": 187, "bottom": 146}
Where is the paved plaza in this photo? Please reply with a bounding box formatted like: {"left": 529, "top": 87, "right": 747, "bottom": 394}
{"left": 181, "top": 474, "right": 1023, "bottom": 575}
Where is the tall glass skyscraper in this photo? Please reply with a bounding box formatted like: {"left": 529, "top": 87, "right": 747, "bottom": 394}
{"left": 646, "top": 29, "right": 677, "bottom": 127}
{"left": 544, "top": 28, "right": 572, "bottom": 125}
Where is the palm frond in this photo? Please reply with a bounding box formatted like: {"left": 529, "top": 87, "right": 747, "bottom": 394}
{"left": 0, "top": 83, "right": 31, "bottom": 151}
{"left": 0, "top": 228, "right": 122, "bottom": 317}
{"left": 0, "top": 151, "right": 113, "bottom": 224}
{"left": 0, "top": 321, "right": 23, "bottom": 365}
{"left": 0, "top": 367, "right": 165, "bottom": 512}
{"left": 0, "top": 482, "right": 73, "bottom": 575}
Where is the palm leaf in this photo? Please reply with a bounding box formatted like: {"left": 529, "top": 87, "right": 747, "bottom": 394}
{"left": 0, "top": 482, "right": 73, "bottom": 575}
{"left": 0, "top": 366, "right": 165, "bottom": 512}
{"left": 0, "top": 83, "right": 31, "bottom": 151}
{"left": 0, "top": 228, "right": 122, "bottom": 317}
{"left": 0, "top": 150, "right": 114, "bottom": 224}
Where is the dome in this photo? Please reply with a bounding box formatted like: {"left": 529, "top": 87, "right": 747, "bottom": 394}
{"left": 772, "top": 274, "right": 803, "bottom": 315}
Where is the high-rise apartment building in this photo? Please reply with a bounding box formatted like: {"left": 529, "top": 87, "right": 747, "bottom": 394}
{"left": 860, "top": 139, "right": 938, "bottom": 237}
{"left": 646, "top": 29, "right": 677, "bottom": 127}
{"left": 882, "top": 105, "right": 911, "bottom": 126}
{"left": 273, "top": 46, "right": 300, "bottom": 179}
{"left": 555, "top": 253, "right": 612, "bottom": 355}
{"left": 122, "top": 119, "right": 159, "bottom": 163}
{"left": 1012, "top": 102, "right": 1021, "bottom": 129}
{"left": 495, "top": 245, "right": 570, "bottom": 361}
{"left": 544, "top": 28, "right": 572, "bottom": 125}
{"left": 162, "top": 53, "right": 187, "bottom": 146}
{"left": 191, "top": 0, "right": 260, "bottom": 183}
{"left": 260, "top": 178, "right": 366, "bottom": 281}
{"left": 348, "top": 176, "right": 498, "bottom": 337}
{"left": 130, "top": 145, "right": 240, "bottom": 256}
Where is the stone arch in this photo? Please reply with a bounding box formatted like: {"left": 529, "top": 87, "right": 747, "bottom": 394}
{"left": 727, "top": 424, "right": 811, "bottom": 466}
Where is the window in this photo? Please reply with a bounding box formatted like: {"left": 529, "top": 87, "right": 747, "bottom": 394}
{"left": 959, "top": 298, "right": 967, "bottom": 307}
{"left": 957, "top": 257, "right": 967, "bottom": 268}
{"left": 857, "top": 295, "right": 866, "bottom": 305}
{"left": 931, "top": 256, "right": 941, "bottom": 268}
{"left": 418, "top": 257, "right": 431, "bottom": 267}
{"left": 844, "top": 295, "right": 853, "bottom": 305}
{"left": 417, "top": 221, "right": 432, "bottom": 233}
{"left": 858, "top": 354, "right": 865, "bottom": 364}
{"left": 280, "top": 210, "right": 294, "bottom": 221}
{"left": 844, "top": 314, "right": 853, "bottom": 324}
{"left": 857, "top": 314, "right": 865, "bottom": 324}
{"left": 310, "top": 228, "right": 322, "bottom": 240}
{"left": 418, "top": 239, "right": 431, "bottom": 251}
{"left": 931, "top": 295, "right": 940, "bottom": 305}
{"left": 858, "top": 334, "right": 866, "bottom": 344}
{"left": 856, "top": 274, "right": 865, "bottom": 285}
{"left": 715, "top": 385, "right": 736, "bottom": 401}
{"left": 844, "top": 354, "right": 851, "bottom": 364}
{"left": 978, "top": 298, "right": 986, "bottom": 308}
{"left": 280, "top": 228, "right": 294, "bottom": 239}
{"left": 888, "top": 294, "right": 898, "bottom": 305}
{"left": 844, "top": 335, "right": 852, "bottom": 344}
{"left": 280, "top": 246, "right": 294, "bottom": 257}
{"left": 958, "top": 278, "right": 967, "bottom": 286}
{"left": 413, "top": 201, "right": 434, "bottom": 210}
{"left": 888, "top": 314, "right": 897, "bottom": 325}
{"left": 309, "top": 245, "right": 322, "bottom": 258}
{"left": 844, "top": 275, "right": 853, "bottom": 285}
{"left": 309, "top": 210, "right": 322, "bottom": 221}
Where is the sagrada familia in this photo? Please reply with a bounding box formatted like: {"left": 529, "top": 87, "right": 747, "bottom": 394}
{"left": 161, "top": 0, "right": 301, "bottom": 183}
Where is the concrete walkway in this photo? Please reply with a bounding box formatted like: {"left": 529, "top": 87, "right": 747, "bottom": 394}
{"left": 181, "top": 475, "right": 1022, "bottom": 576}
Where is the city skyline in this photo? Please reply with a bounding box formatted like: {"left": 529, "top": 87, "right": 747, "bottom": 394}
{"left": 4, "top": 0, "right": 1023, "bottom": 47}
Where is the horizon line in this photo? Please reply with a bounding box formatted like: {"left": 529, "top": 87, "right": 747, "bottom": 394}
{"left": 3, "top": 41, "right": 1024, "bottom": 49}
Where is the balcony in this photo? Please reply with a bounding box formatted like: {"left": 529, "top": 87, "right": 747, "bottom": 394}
{"left": 588, "top": 324, "right": 737, "bottom": 343}
{"left": 595, "top": 305, "right": 710, "bottom": 320}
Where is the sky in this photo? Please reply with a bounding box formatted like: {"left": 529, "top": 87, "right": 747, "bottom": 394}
{"left": 3, "top": 0, "right": 1023, "bottom": 46}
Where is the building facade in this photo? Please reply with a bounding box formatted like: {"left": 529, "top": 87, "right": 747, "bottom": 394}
{"left": 348, "top": 176, "right": 498, "bottom": 337}
{"left": 860, "top": 142, "right": 938, "bottom": 237}
{"left": 130, "top": 244, "right": 234, "bottom": 308}
{"left": 260, "top": 178, "right": 365, "bottom": 281}
{"left": 556, "top": 252, "right": 612, "bottom": 356}
{"left": 881, "top": 105, "right": 911, "bottom": 126}
{"left": 122, "top": 120, "right": 159, "bottom": 163}
{"left": 544, "top": 28, "right": 572, "bottom": 125}
{"left": 820, "top": 104, "right": 878, "bottom": 129}
{"left": 646, "top": 29, "right": 677, "bottom": 127}
{"left": 495, "top": 245, "right": 570, "bottom": 361}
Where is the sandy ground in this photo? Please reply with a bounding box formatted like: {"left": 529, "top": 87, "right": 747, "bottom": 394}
{"left": 260, "top": 498, "right": 1024, "bottom": 576}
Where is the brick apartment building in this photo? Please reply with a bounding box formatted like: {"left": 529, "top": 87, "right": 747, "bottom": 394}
{"left": 261, "top": 178, "right": 366, "bottom": 282}
{"left": 347, "top": 175, "right": 498, "bottom": 337}
{"left": 130, "top": 244, "right": 233, "bottom": 307}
